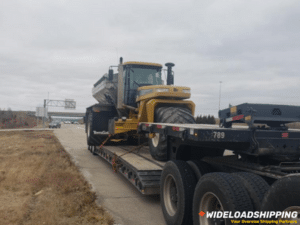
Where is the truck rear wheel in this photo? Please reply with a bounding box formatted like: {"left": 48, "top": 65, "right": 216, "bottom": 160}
{"left": 149, "top": 106, "right": 195, "bottom": 161}
{"left": 193, "top": 173, "right": 253, "bottom": 225}
{"left": 161, "top": 160, "right": 197, "bottom": 225}
{"left": 260, "top": 176, "right": 300, "bottom": 222}
{"left": 232, "top": 172, "right": 269, "bottom": 211}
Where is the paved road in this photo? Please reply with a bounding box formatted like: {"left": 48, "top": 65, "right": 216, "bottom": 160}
{"left": 54, "top": 123, "right": 166, "bottom": 225}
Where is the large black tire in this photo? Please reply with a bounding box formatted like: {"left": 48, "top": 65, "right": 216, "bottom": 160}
{"left": 161, "top": 160, "right": 197, "bottom": 225}
{"left": 261, "top": 176, "right": 300, "bottom": 222}
{"left": 149, "top": 106, "right": 195, "bottom": 161}
{"left": 232, "top": 172, "right": 269, "bottom": 211}
{"left": 187, "top": 160, "right": 213, "bottom": 181}
{"left": 193, "top": 173, "right": 253, "bottom": 225}
{"left": 86, "top": 112, "right": 106, "bottom": 146}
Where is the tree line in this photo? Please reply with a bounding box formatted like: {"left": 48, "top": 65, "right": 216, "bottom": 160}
{"left": 195, "top": 115, "right": 216, "bottom": 124}
{"left": 0, "top": 108, "right": 14, "bottom": 124}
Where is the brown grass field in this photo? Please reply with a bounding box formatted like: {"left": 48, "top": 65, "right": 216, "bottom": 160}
{"left": 0, "top": 130, "right": 114, "bottom": 225}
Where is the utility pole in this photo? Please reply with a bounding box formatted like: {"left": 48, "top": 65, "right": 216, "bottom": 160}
{"left": 47, "top": 92, "right": 49, "bottom": 125}
{"left": 219, "top": 81, "right": 222, "bottom": 111}
{"left": 43, "top": 99, "right": 46, "bottom": 128}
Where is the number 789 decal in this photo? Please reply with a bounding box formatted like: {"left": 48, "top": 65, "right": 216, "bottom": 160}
{"left": 212, "top": 131, "right": 225, "bottom": 139}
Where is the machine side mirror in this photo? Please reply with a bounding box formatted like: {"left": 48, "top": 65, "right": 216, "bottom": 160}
{"left": 109, "top": 69, "right": 114, "bottom": 81}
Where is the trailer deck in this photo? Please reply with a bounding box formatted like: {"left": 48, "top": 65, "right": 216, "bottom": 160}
{"left": 95, "top": 145, "right": 164, "bottom": 195}
{"left": 90, "top": 122, "right": 300, "bottom": 195}
{"left": 138, "top": 122, "right": 300, "bottom": 159}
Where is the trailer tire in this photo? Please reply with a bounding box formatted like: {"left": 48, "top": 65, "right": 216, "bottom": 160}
{"left": 161, "top": 160, "right": 197, "bottom": 225}
{"left": 260, "top": 176, "right": 300, "bottom": 221}
{"left": 187, "top": 160, "right": 212, "bottom": 181}
{"left": 193, "top": 173, "right": 253, "bottom": 225}
{"left": 149, "top": 106, "right": 195, "bottom": 161}
{"left": 232, "top": 172, "right": 269, "bottom": 211}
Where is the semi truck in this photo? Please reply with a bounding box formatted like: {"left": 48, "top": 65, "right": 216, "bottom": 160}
{"left": 85, "top": 58, "right": 300, "bottom": 225}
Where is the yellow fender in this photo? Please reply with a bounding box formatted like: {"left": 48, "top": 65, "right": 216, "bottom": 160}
{"left": 145, "top": 99, "right": 195, "bottom": 123}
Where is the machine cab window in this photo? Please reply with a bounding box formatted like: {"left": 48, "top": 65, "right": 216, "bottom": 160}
{"left": 123, "top": 63, "right": 162, "bottom": 107}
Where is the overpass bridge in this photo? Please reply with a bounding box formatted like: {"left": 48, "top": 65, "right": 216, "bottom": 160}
{"left": 48, "top": 112, "right": 85, "bottom": 122}
{"left": 47, "top": 112, "right": 85, "bottom": 117}
{"left": 25, "top": 111, "right": 85, "bottom": 118}
{"left": 25, "top": 111, "right": 85, "bottom": 122}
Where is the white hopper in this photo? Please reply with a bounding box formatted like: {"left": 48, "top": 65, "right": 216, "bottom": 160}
{"left": 92, "top": 74, "right": 118, "bottom": 105}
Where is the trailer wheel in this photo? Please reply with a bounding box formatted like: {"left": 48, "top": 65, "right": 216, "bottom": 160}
{"left": 187, "top": 160, "right": 212, "bottom": 181}
{"left": 149, "top": 106, "right": 195, "bottom": 161}
{"left": 261, "top": 175, "right": 300, "bottom": 222}
{"left": 161, "top": 160, "right": 197, "bottom": 225}
{"left": 232, "top": 172, "right": 269, "bottom": 211}
{"left": 193, "top": 173, "right": 253, "bottom": 225}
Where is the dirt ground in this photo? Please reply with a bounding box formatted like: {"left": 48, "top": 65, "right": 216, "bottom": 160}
{"left": 0, "top": 130, "right": 114, "bottom": 225}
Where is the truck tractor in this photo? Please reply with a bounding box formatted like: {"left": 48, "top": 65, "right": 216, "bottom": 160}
{"left": 85, "top": 57, "right": 196, "bottom": 161}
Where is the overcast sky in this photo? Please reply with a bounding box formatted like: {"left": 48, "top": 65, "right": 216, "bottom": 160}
{"left": 1, "top": 0, "right": 300, "bottom": 117}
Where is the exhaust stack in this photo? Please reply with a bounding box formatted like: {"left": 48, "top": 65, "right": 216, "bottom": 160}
{"left": 165, "top": 63, "right": 175, "bottom": 85}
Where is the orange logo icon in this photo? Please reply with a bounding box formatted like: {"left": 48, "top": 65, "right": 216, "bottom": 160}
{"left": 199, "top": 211, "right": 205, "bottom": 217}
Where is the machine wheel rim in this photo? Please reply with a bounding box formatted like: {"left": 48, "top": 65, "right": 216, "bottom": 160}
{"left": 152, "top": 133, "right": 160, "bottom": 147}
{"left": 163, "top": 174, "right": 178, "bottom": 217}
{"left": 279, "top": 206, "right": 300, "bottom": 224}
{"left": 199, "top": 192, "right": 225, "bottom": 225}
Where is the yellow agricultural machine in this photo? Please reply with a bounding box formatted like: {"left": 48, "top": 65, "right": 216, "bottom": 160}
{"left": 85, "top": 57, "right": 195, "bottom": 161}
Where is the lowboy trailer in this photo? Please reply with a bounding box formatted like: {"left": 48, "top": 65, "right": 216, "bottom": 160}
{"left": 88, "top": 103, "right": 300, "bottom": 225}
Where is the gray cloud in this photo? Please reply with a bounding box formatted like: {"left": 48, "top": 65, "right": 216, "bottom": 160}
{"left": 1, "top": 0, "right": 300, "bottom": 117}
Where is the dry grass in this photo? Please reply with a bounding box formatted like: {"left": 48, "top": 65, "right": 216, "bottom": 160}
{"left": 0, "top": 131, "right": 114, "bottom": 225}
